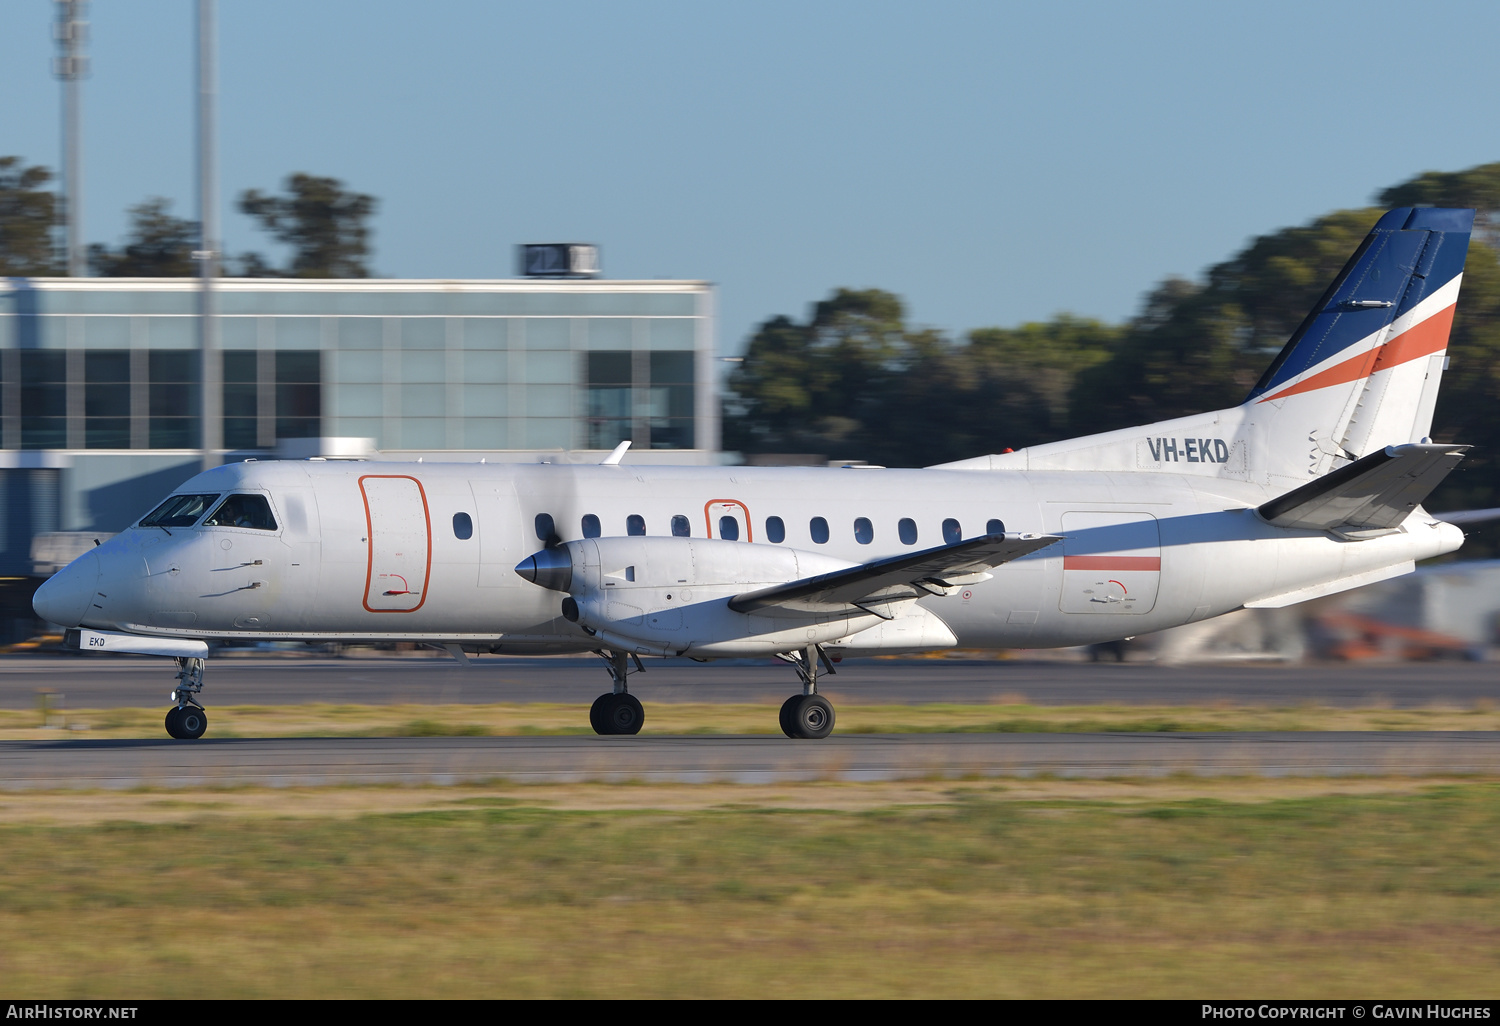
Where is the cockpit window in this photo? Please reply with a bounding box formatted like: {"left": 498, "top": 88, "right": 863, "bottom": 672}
{"left": 203, "top": 494, "right": 278, "bottom": 531}
{"left": 140, "top": 493, "right": 220, "bottom": 528}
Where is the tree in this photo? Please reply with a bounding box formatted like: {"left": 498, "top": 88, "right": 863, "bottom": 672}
{"left": 237, "top": 173, "right": 377, "bottom": 277}
{"left": 959, "top": 316, "right": 1121, "bottom": 447}
{"left": 87, "top": 198, "right": 198, "bottom": 277}
{"left": 1070, "top": 209, "right": 1385, "bottom": 436}
{"left": 724, "top": 289, "right": 1122, "bottom": 466}
{"left": 1379, "top": 161, "right": 1500, "bottom": 248}
{"left": 861, "top": 316, "right": 1123, "bottom": 467}
{"left": 0, "top": 156, "right": 59, "bottom": 276}
{"left": 724, "top": 288, "right": 908, "bottom": 458}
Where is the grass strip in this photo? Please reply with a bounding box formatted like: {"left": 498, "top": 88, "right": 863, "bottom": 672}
{"left": 0, "top": 782, "right": 1497, "bottom": 997}
{"left": 6, "top": 699, "right": 1500, "bottom": 740}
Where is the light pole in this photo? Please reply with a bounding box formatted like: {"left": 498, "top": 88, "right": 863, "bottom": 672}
{"left": 53, "top": 0, "right": 88, "bottom": 277}
{"left": 197, "top": 0, "right": 221, "bottom": 470}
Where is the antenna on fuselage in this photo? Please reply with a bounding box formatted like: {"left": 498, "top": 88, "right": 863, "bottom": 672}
{"left": 600, "top": 440, "right": 631, "bottom": 466}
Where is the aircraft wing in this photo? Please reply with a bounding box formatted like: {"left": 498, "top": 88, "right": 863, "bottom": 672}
{"left": 1258, "top": 442, "right": 1469, "bottom": 532}
{"left": 728, "top": 533, "right": 1059, "bottom": 616}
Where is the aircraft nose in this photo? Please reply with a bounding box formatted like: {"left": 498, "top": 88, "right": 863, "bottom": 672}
{"left": 33, "top": 550, "right": 100, "bottom": 627}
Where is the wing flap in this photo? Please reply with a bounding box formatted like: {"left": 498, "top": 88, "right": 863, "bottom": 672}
{"left": 1258, "top": 442, "right": 1469, "bottom": 532}
{"left": 729, "top": 533, "right": 1059, "bottom": 615}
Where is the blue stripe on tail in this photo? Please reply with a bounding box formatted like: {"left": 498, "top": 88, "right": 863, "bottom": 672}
{"left": 1245, "top": 207, "right": 1474, "bottom": 402}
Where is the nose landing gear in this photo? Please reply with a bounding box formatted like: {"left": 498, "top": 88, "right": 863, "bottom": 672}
{"left": 589, "top": 650, "right": 646, "bottom": 735}
{"left": 165, "top": 656, "right": 209, "bottom": 740}
{"left": 777, "top": 645, "right": 836, "bottom": 739}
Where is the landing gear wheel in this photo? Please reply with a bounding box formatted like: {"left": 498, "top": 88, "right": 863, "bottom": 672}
{"left": 599, "top": 693, "right": 644, "bottom": 735}
{"left": 591, "top": 693, "right": 644, "bottom": 735}
{"left": 786, "top": 694, "right": 835, "bottom": 740}
{"left": 165, "top": 706, "right": 207, "bottom": 740}
{"left": 177, "top": 706, "right": 208, "bottom": 740}
{"left": 589, "top": 694, "right": 611, "bottom": 735}
{"left": 779, "top": 694, "right": 802, "bottom": 739}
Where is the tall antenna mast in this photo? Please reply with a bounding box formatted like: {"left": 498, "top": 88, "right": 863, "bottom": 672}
{"left": 53, "top": 0, "right": 88, "bottom": 277}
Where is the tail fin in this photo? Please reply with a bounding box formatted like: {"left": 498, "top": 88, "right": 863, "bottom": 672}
{"left": 932, "top": 208, "right": 1475, "bottom": 487}
{"left": 1246, "top": 207, "right": 1473, "bottom": 471}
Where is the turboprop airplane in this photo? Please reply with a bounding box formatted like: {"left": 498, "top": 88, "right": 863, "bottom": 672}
{"left": 33, "top": 207, "right": 1478, "bottom": 740}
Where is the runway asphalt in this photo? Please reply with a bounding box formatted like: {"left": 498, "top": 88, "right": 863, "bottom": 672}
{"left": 3, "top": 732, "right": 1497, "bottom": 788}
{"left": 1, "top": 653, "right": 1497, "bottom": 709}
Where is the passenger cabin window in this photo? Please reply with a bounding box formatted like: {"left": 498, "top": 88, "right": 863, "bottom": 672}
{"left": 204, "top": 494, "right": 278, "bottom": 531}
{"left": 719, "top": 516, "right": 740, "bottom": 541}
{"left": 535, "top": 513, "right": 556, "bottom": 542}
{"left": 942, "top": 518, "right": 962, "bottom": 545}
{"left": 854, "top": 517, "right": 874, "bottom": 544}
{"left": 987, "top": 518, "right": 1006, "bottom": 536}
{"left": 898, "top": 518, "right": 918, "bottom": 545}
{"left": 810, "top": 517, "right": 829, "bottom": 544}
{"left": 140, "top": 493, "right": 220, "bottom": 528}
{"left": 453, "top": 512, "right": 473, "bottom": 540}
{"left": 582, "top": 514, "right": 602, "bottom": 539}
{"left": 671, "top": 515, "right": 691, "bottom": 538}
{"left": 766, "top": 516, "right": 786, "bottom": 543}
{"left": 627, "top": 514, "right": 646, "bottom": 536}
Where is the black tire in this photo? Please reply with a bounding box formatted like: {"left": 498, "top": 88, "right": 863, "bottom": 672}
{"left": 778, "top": 694, "right": 802, "bottom": 738}
{"left": 605, "top": 693, "right": 644, "bottom": 736}
{"left": 164, "top": 707, "right": 183, "bottom": 740}
{"left": 788, "top": 694, "right": 835, "bottom": 740}
{"left": 589, "top": 693, "right": 612, "bottom": 735}
{"left": 177, "top": 706, "right": 208, "bottom": 740}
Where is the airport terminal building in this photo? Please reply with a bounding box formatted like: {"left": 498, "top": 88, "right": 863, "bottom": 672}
{"left": 0, "top": 275, "right": 718, "bottom": 578}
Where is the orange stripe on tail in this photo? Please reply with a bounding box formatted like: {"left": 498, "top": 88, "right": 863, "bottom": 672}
{"left": 1258, "top": 305, "right": 1455, "bottom": 404}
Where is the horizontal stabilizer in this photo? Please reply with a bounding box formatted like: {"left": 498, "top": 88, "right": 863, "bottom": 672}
{"left": 1258, "top": 442, "right": 1468, "bottom": 532}
{"left": 729, "top": 533, "right": 1058, "bottom": 615}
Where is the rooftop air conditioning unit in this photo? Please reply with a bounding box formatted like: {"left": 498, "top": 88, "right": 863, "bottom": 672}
{"left": 519, "top": 244, "right": 600, "bottom": 278}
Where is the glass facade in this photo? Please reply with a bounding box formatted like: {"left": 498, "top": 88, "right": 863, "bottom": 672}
{"left": 19, "top": 350, "right": 66, "bottom": 449}
{"left": 148, "top": 350, "right": 199, "bottom": 448}
{"left": 0, "top": 279, "right": 714, "bottom": 456}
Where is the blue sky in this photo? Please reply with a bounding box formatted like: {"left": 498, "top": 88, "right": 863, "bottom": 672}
{"left": 3, "top": 1, "right": 1498, "bottom": 355}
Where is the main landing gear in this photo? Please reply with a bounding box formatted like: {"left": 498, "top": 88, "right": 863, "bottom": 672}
{"left": 165, "top": 656, "right": 209, "bottom": 740}
{"left": 777, "top": 644, "right": 836, "bottom": 740}
{"left": 590, "top": 650, "right": 646, "bottom": 735}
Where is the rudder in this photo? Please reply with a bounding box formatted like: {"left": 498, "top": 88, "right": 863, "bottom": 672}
{"left": 1246, "top": 207, "right": 1474, "bottom": 473}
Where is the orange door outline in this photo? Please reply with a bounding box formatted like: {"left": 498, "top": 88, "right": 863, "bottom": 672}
{"left": 359, "top": 474, "right": 433, "bottom": 613}
{"left": 704, "top": 499, "right": 752, "bottom": 542}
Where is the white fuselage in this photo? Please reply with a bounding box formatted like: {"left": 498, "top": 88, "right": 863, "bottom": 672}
{"left": 64, "top": 458, "right": 1463, "bottom": 656}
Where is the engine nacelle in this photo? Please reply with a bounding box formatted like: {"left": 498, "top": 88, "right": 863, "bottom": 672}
{"left": 516, "top": 536, "right": 884, "bottom": 657}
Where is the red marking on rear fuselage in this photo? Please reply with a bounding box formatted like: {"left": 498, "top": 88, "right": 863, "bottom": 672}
{"left": 1063, "top": 556, "right": 1161, "bottom": 571}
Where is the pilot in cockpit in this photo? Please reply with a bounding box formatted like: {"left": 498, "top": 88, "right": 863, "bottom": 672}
{"left": 203, "top": 494, "right": 278, "bottom": 531}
